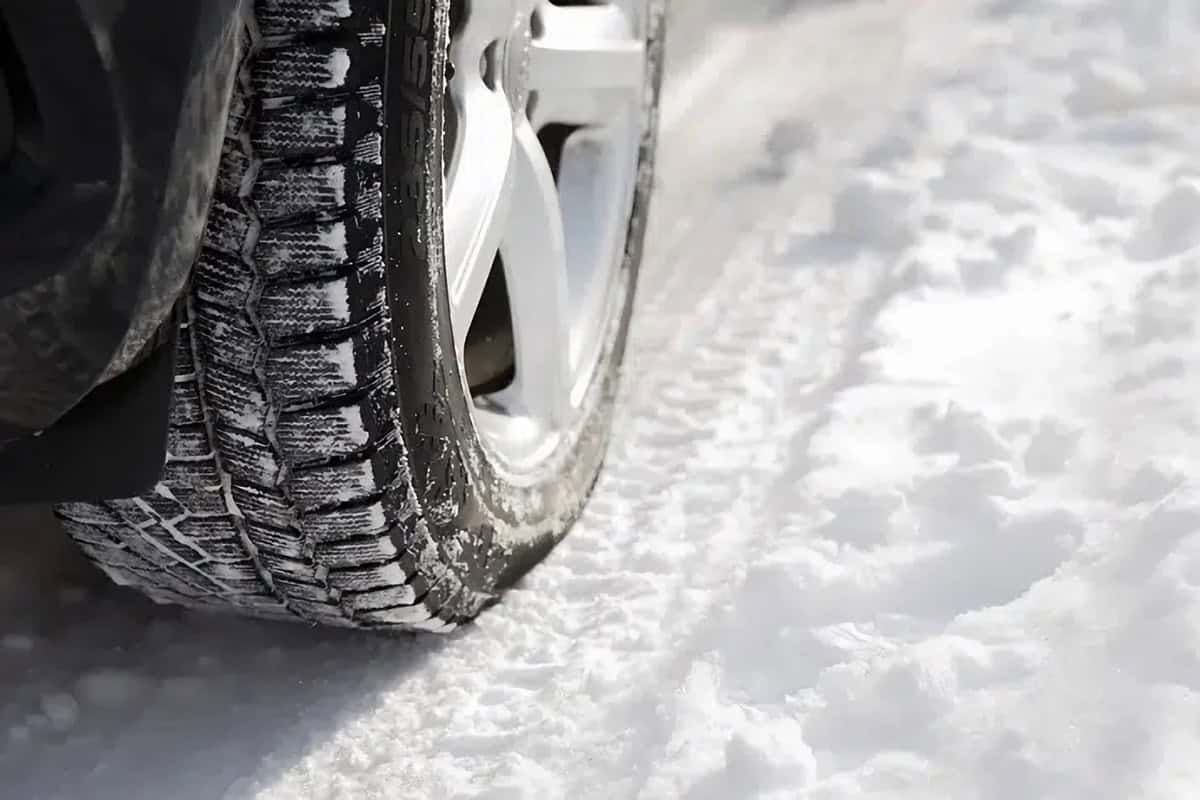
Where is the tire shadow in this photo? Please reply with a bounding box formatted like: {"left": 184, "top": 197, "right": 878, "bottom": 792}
{"left": 0, "top": 506, "right": 444, "bottom": 800}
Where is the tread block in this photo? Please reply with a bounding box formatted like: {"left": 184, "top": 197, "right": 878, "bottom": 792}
{"left": 256, "top": 0, "right": 356, "bottom": 37}
{"left": 277, "top": 393, "right": 388, "bottom": 462}
{"left": 285, "top": 598, "right": 356, "bottom": 625}
{"left": 161, "top": 565, "right": 228, "bottom": 595}
{"left": 290, "top": 457, "right": 386, "bottom": 511}
{"left": 122, "top": 531, "right": 198, "bottom": 569}
{"left": 231, "top": 484, "right": 295, "bottom": 529}
{"left": 204, "top": 364, "right": 269, "bottom": 437}
{"left": 215, "top": 427, "right": 282, "bottom": 487}
{"left": 167, "top": 423, "right": 213, "bottom": 459}
{"left": 216, "top": 149, "right": 254, "bottom": 197}
{"left": 170, "top": 382, "right": 205, "bottom": 426}
{"left": 194, "top": 248, "right": 255, "bottom": 310}
{"left": 204, "top": 558, "right": 270, "bottom": 584}
{"left": 353, "top": 130, "right": 382, "bottom": 167}
{"left": 273, "top": 576, "right": 335, "bottom": 603}
{"left": 56, "top": 503, "right": 123, "bottom": 526}
{"left": 203, "top": 198, "right": 253, "bottom": 258}
{"left": 158, "top": 462, "right": 226, "bottom": 518}
{"left": 194, "top": 300, "right": 264, "bottom": 375}
{"left": 265, "top": 324, "right": 390, "bottom": 406}
{"left": 259, "top": 551, "right": 321, "bottom": 580}
{"left": 255, "top": 218, "right": 351, "bottom": 278}
{"left": 253, "top": 42, "right": 358, "bottom": 98}
{"left": 256, "top": 162, "right": 347, "bottom": 220}
{"left": 342, "top": 584, "right": 417, "bottom": 612}
{"left": 224, "top": 89, "right": 253, "bottom": 144}
{"left": 138, "top": 493, "right": 188, "bottom": 523}
{"left": 175, "top": 329, "right": 197, "bottom": 375}
{"left": 193, "top": 537, "right": 252, "bottom": 563}
{"left": 313, "top": 535, "right": 399, "bottom": 569}
{"left": 158, "top": 458, "right": 222, "bottom": 490}
{"left": 300, "top": 499, "right": 395, "bottom": 540}
{"left": 217, "top": 578, "right": 282, "bottom": 597}
{"left": 407, "top": 558, "right": 465, "bottom": 616}
{"left": 260, "top": 267, "right": 386, "bottom": 340}
{"left": 58, "top": 519, "right": 118, "bottom": 547}
{"left": 254, "top": 101, "right": 351, "bottom": 157}
{"left": 351, "top": 168, "right": 383, "bottom": 222}
{"left": 245, "top": 521, "right": 308, "bottom": 558}
{"left": 353, "top": 604, "right": 434, "bottom": 626}
{"left": 170, "top": 491, "right": 228, "bottom": 519}
{"left": 177, "top": 516, "right": 238, "bottom": 542}
{"left": 326, "top": 561, "right": 406, "bottom": 592}
{"left": 106, "top": 498, "right": 156, "bottom": 527}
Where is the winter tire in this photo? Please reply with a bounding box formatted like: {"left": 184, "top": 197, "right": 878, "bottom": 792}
{"left": 54, "top": 0, "right": 666, "bottom": 632}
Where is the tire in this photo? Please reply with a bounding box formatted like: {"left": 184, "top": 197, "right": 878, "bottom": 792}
{"left": 54, "top": 0, "right": 666, "bottom": 632}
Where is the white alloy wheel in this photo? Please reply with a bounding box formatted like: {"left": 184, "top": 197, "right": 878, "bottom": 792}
{"left": 446, "top": 0, "right": 649, "bottom": 479}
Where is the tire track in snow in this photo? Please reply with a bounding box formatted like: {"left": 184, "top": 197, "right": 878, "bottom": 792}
{"left": 610, "top": 263, "right": 894, "bottom": 799}
{"left": 260, "top": 180, "right": 825, "bottom": 800}
{"left": 258, "top": 2, "right": 984, "bottom": 797}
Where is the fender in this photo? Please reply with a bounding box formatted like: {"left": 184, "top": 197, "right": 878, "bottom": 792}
{"left": 0, "top": 0, "right": 241, "bottom": 497}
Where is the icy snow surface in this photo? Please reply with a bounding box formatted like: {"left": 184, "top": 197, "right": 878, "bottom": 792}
{"left": 5, "top": 0, "right": 1200, "bottom": 797}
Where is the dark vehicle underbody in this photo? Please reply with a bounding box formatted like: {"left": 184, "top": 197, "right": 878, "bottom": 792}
{"left": 0, "top": 0, "right": 241, "bottom": 502}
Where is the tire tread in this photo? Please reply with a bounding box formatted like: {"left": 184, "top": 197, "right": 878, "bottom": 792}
{"left": 56, "top": 0, "right": 481, "bottom": 632}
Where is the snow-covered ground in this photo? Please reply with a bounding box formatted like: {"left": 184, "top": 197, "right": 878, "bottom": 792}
{"left": 5, "top": 0, "right": 1200, "bottom": 797}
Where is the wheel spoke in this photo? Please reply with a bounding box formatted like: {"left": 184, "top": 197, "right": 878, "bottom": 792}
{"left": 447, "top": 0, "right": 649, "bottom": 462}
{"left": 499, "top": 120, "right": 571, "bottom": 426}
{"left": 445, "top": 85, "right": 517, "bottom": 349}
{"left": 457, "top": 0, "right": 519, "bottom": 53}
{"left": 530, "top": 87, "right": 635, "bottom": 130}
{"left": 529, "top": 5, "right": 646, "bottom": 93}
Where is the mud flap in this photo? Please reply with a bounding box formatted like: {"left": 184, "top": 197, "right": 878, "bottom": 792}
{"left": 0, "top": 327, "right": 176, "bottom": 504}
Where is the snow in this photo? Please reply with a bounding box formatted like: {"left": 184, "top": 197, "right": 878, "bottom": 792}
{"left": 5, "top": 0, "right": 1200, "bottom": 797}
{"left": 329, "top": 338, "right": 359, "bottom": 385}
{"left": 328, "top": 0, "right": 352, "bottom": 22}
{"left": 323, "top": 49, "right": 351, "bottom": 89}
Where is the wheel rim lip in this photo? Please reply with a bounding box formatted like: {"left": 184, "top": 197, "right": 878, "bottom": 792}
{"left": 445, "top": 0, "right": 648, "bottom": 482}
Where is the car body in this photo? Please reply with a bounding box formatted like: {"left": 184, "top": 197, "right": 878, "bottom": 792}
{"left": 1, "top": 1, "right": 242, "bottom": 502}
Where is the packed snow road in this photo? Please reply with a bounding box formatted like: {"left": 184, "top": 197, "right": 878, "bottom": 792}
{"left": 5, "top": 0, "right": 1200, "bottom": 797}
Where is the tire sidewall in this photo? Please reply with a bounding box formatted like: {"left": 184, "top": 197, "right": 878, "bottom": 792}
{"left": 384, "top": 0, "right": 667, "bottom": 591}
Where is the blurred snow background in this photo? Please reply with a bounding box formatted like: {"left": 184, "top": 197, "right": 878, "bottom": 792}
{"left": 5, "top": 0, "right": 1200, "bottom": 797}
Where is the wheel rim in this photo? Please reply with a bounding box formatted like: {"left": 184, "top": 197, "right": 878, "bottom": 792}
{"left": 445, "top": 0, "right": 648, "bottom": 479}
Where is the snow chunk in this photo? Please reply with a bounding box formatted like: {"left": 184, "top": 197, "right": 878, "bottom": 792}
{"left": 39, "top": 693, "right": 79, "bottom": 732}
{"left": 831, "top": 177, "right": 919, "bottom": 249}
{"left": 1120, "top": 462, "right": 1184, "bottom": 505}
{"left": 2, "top": 634, "right": 34, "bottom": 652}
{"left": 323, "top": 49, "right": 351, "bottom": 88}
{"left": 1126, "top": 184, "right": 1200, "bottom": 261}
{"left": 1067, "top": 60, "right": 1146, "bottom": 115}
{"left": 818, "top": 489, "right": 908, "bottom": 548}
{"left": 912, "top": 403, "right": 1012, "bottom": 465}
{"left": 76, "top": 669, "right": 150, "bottom": 709}
{"left": 719, "top": 720, "right": 818, "bottom": 794}
{"left": 1023, "top": 418, "right": 1082, "bottom": 476}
